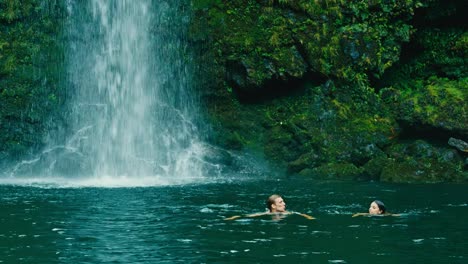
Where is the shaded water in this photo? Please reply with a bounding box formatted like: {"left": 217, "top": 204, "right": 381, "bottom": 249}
{"left": 1, "top": 178, "right": 466, "bottom": 263}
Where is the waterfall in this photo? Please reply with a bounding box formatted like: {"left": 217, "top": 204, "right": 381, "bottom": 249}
{"left": 4, "top": 0, "right": 214, "bottom": 186}
{"left": 68, "top": 0, "right": 207, "bottom": 181}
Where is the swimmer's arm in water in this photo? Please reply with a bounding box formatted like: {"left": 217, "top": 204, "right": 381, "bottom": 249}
{"left": 385, "top": 213, "right": 401, "bottom": 217}
{"left": 224, "top": 215, "right": 242, "bottom": 220}
{"left": 352, "top": 212, "right": 370, "bottom": 217}
{"left": 293, "top": 212, "right": 315, "bottom": 220}
{"left": 224, "top": 212, "right": 269, "bottom": 220}
{"left": 246, "top": 212, "right": 270, "bottom": 217}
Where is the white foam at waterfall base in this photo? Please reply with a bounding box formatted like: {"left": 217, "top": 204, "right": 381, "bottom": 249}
{"left": 0, "top": 140, "right": 215, "bottom": 187}
{"left": 0, "top": 174, "right": 207, "bottom": 188}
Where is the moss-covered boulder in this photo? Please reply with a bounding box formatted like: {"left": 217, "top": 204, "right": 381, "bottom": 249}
{"left": 192, "top": 0, "right": 423, "bottom": 92}
{"left": 298, "top": 162, "right": 363, "bottom": 180}
{"left": 381, "top": 140, "right": 467, "bottom": 183}
{"left": 362, "top": 155, "right": 390, "bottom": 180}
{"left": 262, "top": 80, "right": 397, "bottom": 174}
{"left": 192, "top": 0, "right": 466, "bottom": 183}
{"left": 387, "top": 77, "right": 467, "bottom": 136}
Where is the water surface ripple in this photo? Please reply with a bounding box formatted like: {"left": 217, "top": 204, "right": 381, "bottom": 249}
{"left": 0, "top": 179, "right": 466, "bottom": 263}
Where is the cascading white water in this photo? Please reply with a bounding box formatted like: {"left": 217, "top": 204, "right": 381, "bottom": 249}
{"left": 66, "top": 0, "right": 206, "bottom": 182}
{"left": 4, "top": 0, "right": 214, "bottom": 186}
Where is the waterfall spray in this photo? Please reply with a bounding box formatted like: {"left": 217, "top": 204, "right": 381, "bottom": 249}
{"left": 4, "top": 0, "right": 213, "bottom": 186}
{"left": 69, "top": 0, "right": 206, "bottom": 181}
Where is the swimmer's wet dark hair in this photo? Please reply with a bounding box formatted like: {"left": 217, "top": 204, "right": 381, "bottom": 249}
{"left": 373, "top": 200, "right": 386, "bottom": 214}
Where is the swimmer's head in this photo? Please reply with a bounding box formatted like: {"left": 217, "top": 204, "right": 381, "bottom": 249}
{"left": 369, "top": 200, "right": 386, "bottom": 215}
{"left": 267, "top": 194, "right": 286, "bottom": 213}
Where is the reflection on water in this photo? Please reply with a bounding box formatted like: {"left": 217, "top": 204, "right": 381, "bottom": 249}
{"left": 0, "top": 178, "right": 467, "bottom": 263}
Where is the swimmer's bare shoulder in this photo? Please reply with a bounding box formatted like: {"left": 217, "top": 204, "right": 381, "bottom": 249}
{"left": 225, "top": 211, "right": 315, "bottom": 220}
{"left": 352, "top": 213, "right": 401, "bottom": 217}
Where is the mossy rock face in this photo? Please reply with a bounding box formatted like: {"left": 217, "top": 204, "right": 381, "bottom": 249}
{"left": 349, "top": 143, "right": 387, "bottom": 167}
{"left": 206, "top": 80, "right": 397, "bottom": 176}
{"left": 238, "top": 80, "right": 396, "bottom": 174}
{"left": 192, "top": 0, "right": 422, "bottom": 92}
{"left": 287, "top": 151, "right": 322, "bottom": 174}
{"left": 380, "top": 29, "right": 466, "bottom": 82}
{"left": 381, "top": 141, "right": 467, "bottom": 183}
{"left": 377, "top": 24, "right": 467, "bottom": 137}
{"left": 195, "top": 0, "right": 466, "bottom": 183}
{"left": 0, "top": 0, "right": 66, "bottom": 161}
{"left": 381, "top": 158, "right": 467, "bottom": 183}
{"left": 390, "top": 77, "right": 468, "bottom": 136}
{"left": 362, "top": 155, "right": 390, "bottom": 180}
{"left": 299, "top": 162, "right": 363, "bottom": 180}
{"left": 264, "top": 124, "right": 302, "bottom": 165}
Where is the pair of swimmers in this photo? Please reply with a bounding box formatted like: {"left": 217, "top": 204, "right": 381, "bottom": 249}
{"left": 225, "top": 194, "right": 398, "bottom": 220}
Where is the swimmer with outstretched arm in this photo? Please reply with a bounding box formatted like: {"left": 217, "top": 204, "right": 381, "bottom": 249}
{"left": 352, "top": 200, "right": 400, "bottom": 217}
{"left": 225, "top": 194, "right": 315, "bottom": 220}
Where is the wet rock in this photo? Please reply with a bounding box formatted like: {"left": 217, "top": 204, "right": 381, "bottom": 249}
{"left": 299, "top": 162, "right": 363, "bottom": 180}
{"left": 381, "top": 141, "right": 467, "bottom": 183}
{"left": 448, "top": 137, "right": 468, "bottom": 152}
{"left": 350, "top": 143, "right": 386, "bottom": 166}
{"left": 408, "top": 140, "right": 435, "bottom": 158}
{"left": 9, "top": 146, "right": 90, "bottom": 178}
{"left": 380, "top": 158, "right": 467, "bottom": 183}
{"left": 439, "top": 149, "right": 461, "bottom": 163}
{"left": 393, "top": 78, "right": 468, "bottom": 136}
{"left": 362, "top": 156, "right": 389, "bottom": 180}
{"left": 226, "top": 60, "right": 249, "bottom": 90}
{"left": 52, "top": 151, "right": 90, "bottom": 177}
{"left": 288, "top": 151, "right": 321, "bottom": 174}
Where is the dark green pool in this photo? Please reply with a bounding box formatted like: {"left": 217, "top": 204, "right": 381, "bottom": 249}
{"left": 0, "top": 177, "right": 466, "bottom": 263}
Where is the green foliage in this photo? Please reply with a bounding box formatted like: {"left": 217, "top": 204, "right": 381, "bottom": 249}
{"left": 191, "top": 0, "right": 223, "bottom": 10}
{"left": 379, "top": 27, "right": 467, "bottom": 90}
{"left": 194, "top": 0, "right": 426, "bottom": 91}
{"left": 196, "top": 0, "right": 466, "bottom": 182}
{"left": 394, "top": 77, "right": 467, "bottom": 131}
{"left": 0, "top": 0, "right": 65, "bottom": 159}
{"left": 299, "top": 162, "right": 364, "bottom": 180}
{"left": 381, "top": 141, "right": 466, "bottom": 183}
{"left": 259, "top": 81, "right": 397, "bottom": 172}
